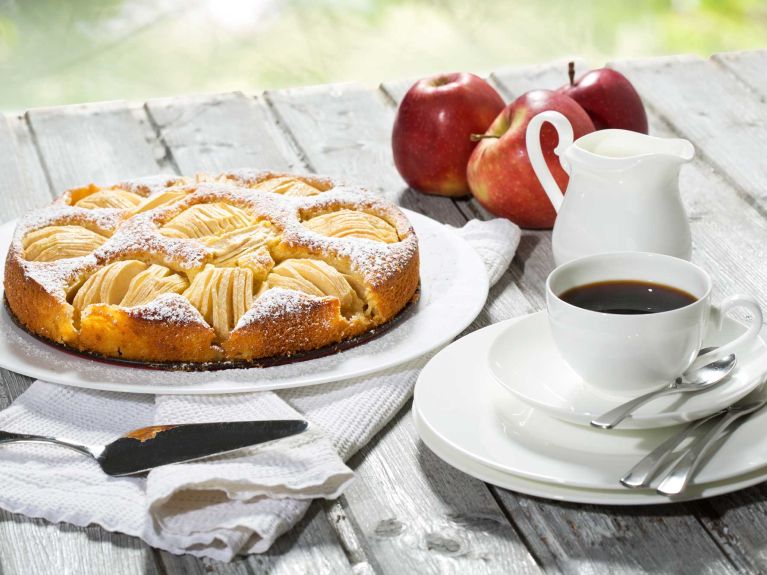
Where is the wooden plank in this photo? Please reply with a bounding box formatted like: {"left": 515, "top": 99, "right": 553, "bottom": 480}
{"left": 694, "top": 485, "right": 767, "bottom": 575}
{"left": 0, "top": 115, "right": 52, "bottom": 221}
{"left": 498, "top": 496, "right": 736, "bottom": 574}
{"left": 490, "top": 59, "right": 584, "bottom": 99}
{"left": 0, "top": 519, "right": 163, "bottom": 575}
{"left": 146, "top": 92, "right": 355, "bottom": 573}
{"left": 160, "top": 554, "right": 250, "bottom": 575}
{"left": 265, "top": 80, "right": 540, "bottom": 573}
{"left": 609, "top": 55, "right": 767, "bottom": 212}
{"left": 146, "top": 92, "right": 302, "bottom": 174}
{"left": 345, "top": 405, "right": 540, "bottom": 574}
{"left": 617, "top": 56, "right": 767, "bottom": 573}
{"left": 712, "top": 50, "right": 767, "bottom": 96}
{"left": 265, "top": 83, "right": 469, "bottom": 226}
{"left": 324, "top": 500, "right": 377, "bottom": 575}
{"left": 0, "top": 107, "right": 163, "bottom": 575}
{"left": 27, "top": 101, "right": 162, "bottom": 193}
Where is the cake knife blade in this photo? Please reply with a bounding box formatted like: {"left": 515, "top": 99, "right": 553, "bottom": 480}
{"left": 0, "top": 420, "right": 308, "bottom": 476}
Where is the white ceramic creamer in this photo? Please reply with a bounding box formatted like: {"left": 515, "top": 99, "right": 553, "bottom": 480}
{"left": 526, "top": 110, "right": 694, "bottom": 266}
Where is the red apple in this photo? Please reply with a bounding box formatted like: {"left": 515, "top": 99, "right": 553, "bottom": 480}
{"left": 392, "top": 72, "right": 505, "bottom": 197}
{"left": 467, "top": 90, "right": 595, "bottom": 229}
{"left": 557, "top": 62, "right": 648, "bottom": 133}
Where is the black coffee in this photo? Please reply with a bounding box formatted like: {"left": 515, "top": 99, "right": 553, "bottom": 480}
{"left": 559, "top": 280, "right": 697, "bottom": 315}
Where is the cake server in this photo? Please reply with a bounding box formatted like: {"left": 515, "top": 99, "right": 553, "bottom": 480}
{"left": 0, "top": 420, "right": 308, "bottom": 476}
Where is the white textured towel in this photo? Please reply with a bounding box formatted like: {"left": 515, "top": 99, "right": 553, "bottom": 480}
{"left": 0, "top": 217, "right": 520, "bottom": 561}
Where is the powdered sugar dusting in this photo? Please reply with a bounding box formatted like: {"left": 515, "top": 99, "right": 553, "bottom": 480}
{"left": 0, "top": 207, "right": 485, "bottom": 390}
{"left": 117, "top": 174, "right": 191, "bottom": 197}
{"left": 96, "top": 214, "right": 210, "bottom": 271}
{"left": 127, "top": 293, "right": 208, "bottom": 326}
{"left": 235, "top": 288, "right": 326, "bottom": 330}
{"left": 7, "top": 169, "right": 418, "bottom": 354}
{"left": 13, "top": 206, "right": 124, "bottom": 241}
{"left": 20, "top": 256, "right": 97, "bottom": 302}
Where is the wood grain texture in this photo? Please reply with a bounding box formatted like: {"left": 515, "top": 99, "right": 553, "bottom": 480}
{"left": 146, "top": 92, "right": 302, "bottom": 174}
{"left": 265, "top": 83, "right": 470, "bottom": 225}
{"left": 610, "top": 55, "right": 767, "bottom": 212}
{"left": 712, "top": 49, "right": 767, "bottom": 96}
{"left": 146, "top": 93, "right": 355, "bottom": 573}
{"left": 324, "top": 500, "right": 376, "bottom": 574}
{"left": 629, "top": 54, "right": 767, "bottom": 574}
{"left": 0, "top": 112, "right": 52, "bottom": 410}
{"left": 497, "top": 496, "right": 735, "bottom": 575}
{"left": 344, "top": 405, "right": 540, "bottom": 575}
{"left": 0, "top": 106, "right": 163, "bottom": 575}
{"left": 490, "top": 59, "right": 585, "bottom": 97}
{"left": 0, "top": 115, "right": 52, "bottom": 222}
{"left": 27, "top": 101, "right": 162, "bottom": 193}
{"left": 0, "top": 517, "right": 162, "bottom": 575}
{"left": 265, "top": 80, "right": 540, "bottom": 573}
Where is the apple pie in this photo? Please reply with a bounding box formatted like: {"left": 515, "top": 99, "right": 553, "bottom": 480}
{"left": 3, "top": 170, "right": 420, "bottom": 367}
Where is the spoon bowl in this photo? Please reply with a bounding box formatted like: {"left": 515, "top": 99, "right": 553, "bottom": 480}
{"left": 678, "top": 354, "right": 738, "bottom": 390}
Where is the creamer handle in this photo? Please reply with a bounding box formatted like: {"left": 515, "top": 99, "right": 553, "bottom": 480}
{"left": 525, "top": 110, "right": 573, "bottom": 213}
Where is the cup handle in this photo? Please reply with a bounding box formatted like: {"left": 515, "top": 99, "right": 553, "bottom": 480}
{"left": 708, "top": 294, "right": 763, "bottom": 360}
{"left": 525, "top": 110, "right": 573, "bottom": 213}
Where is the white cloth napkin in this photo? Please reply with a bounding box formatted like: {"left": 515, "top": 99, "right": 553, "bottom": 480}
{"left": 0, "top": 217, "right": 520, "bottom": 561}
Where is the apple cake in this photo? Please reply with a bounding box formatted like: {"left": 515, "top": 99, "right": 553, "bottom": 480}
{"left": 3, "top": 170, "right": 420, "bottom": 367}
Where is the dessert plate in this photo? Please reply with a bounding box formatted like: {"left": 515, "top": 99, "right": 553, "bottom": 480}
{"left": 488, "top": 311, "right": 767, "bottom": 429}
{"left": 413, "top": 319, "right": 767, "bottom": 493}
{"left": 413, "top": 403, "right": 767, "bottom": 505}
{"left": 0, "top": 210, "right": 489, "bottom": 394}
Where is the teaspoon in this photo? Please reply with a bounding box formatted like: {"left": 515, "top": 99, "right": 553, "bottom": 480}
{"left": 590, "top": 353, "right": 737, "bottom": 429}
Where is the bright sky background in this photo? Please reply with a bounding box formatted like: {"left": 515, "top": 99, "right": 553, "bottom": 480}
{"left": 0, "top": 0, "right": 765, "bottom": 109}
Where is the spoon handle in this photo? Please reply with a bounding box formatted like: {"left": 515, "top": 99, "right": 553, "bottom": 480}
{"left": 656, "top": 400, "right": 767, "bottom": 496}
{"left": 590, "top": 386, "right": 675, "bottom": 429}
{"left": 620, "top": 410, "right": 725, "bottom": 488}
{"left": 0, "top": 430, "right": 95, "bottom": 457}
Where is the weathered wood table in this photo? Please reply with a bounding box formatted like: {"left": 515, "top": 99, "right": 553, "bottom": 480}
{"left": 2, "top": 50, "right": 767, "bottom": 574}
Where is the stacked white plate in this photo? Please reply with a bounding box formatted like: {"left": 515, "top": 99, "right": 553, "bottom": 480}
{"left": 413, "top": 312, "right": 767, "bottom": 504}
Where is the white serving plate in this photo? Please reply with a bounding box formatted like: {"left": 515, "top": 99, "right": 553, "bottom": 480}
{"left": 413, "top": 403, "right": 767, "bottom": 505}
{"left": 414, "top": 318, "right": 767, "bottom": 497}
{"left": 488, "top": 311, "right": 767, "bottom": 429}
{"left": 0, "top": 209, "right": 489, "bottom": 394}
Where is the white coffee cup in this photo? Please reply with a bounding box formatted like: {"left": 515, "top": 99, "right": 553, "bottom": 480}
{"left": 546, "top": 251, "right": 763, "bottom": 395}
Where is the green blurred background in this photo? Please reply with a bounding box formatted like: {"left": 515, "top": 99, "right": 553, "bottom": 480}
{"left": 0, "top": 0, "right": 765, "bottom": 110}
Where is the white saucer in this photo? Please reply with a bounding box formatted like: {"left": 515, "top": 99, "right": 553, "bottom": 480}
{"left": 0, "top": 210, "right": 489, "bottom": 394}
{"left": 487, "top": 311, "right": 767, "bottom": 429}
{"left": 413, "top": 318, "right": 767, "bottom": 495}
{"left": 413, "top": 403, "right": 767, "bottom": 505}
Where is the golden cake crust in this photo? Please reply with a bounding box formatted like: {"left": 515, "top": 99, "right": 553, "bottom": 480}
{"left": 4, "top": 170, "right": 419, "bottom": 366}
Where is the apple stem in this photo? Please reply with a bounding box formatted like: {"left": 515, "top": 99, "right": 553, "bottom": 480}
{"left": 568, "top": 61, "right": 575, "bottom": 86}
{"left": 470, "top": 133, "right": 499, "bottom": 142}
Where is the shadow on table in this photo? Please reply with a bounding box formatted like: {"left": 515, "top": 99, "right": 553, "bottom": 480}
{"left": 0, "top": 509, "right": 165, "bottom": 573}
